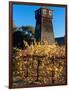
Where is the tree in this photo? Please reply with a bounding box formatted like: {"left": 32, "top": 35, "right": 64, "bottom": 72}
{"left": 13, "top": 22, "right": 17, "bottom": 31}
{"left": 21, "top": 26, "right": 35, "bottom": 34}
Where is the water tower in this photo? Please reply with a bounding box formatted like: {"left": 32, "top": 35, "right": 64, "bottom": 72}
{"left": 35, "top": 8, "right": 55, "bottom": 44}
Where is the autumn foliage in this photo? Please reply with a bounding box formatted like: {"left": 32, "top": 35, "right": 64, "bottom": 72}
{"left": 13, "top": 41, "right": 66, "bottom": 86}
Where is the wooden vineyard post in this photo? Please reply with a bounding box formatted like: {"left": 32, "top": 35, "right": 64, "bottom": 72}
{"left": 51, "top": 56, "right": 55, "bottom": 84}
{"left": 36, "top": 57, "right": 40, "bottom": 81}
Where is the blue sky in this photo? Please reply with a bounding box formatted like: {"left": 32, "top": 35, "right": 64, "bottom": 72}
{"left": 13, "top": 4, "right": 65, "bottom": 38}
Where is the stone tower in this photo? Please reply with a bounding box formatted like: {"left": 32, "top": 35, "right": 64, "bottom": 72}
{"left": 35, "top": 8, "right": 55, "bottom": 44}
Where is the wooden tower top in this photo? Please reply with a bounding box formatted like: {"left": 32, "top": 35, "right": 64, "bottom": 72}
{"left": 35, "top": 8, "right": 53, "bottom": 19}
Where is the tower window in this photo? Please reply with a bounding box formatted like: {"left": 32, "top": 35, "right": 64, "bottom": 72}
{"left": 49, "top": 10, "right": 52, "bottom": 16}
{"left": 42, "top": 9, "right": 47, "bottom": 14}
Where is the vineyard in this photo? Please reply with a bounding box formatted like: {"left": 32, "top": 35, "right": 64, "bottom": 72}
{"left": 13, "top": 41, "right": 66, "bottom": 87}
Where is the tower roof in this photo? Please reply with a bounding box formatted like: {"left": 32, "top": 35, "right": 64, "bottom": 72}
{"left": 35, "top": 7, "right": 53, "bottom": 12}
